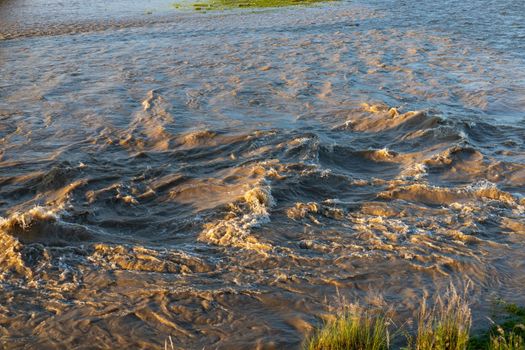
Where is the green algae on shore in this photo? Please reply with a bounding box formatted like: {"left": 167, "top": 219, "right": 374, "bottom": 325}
{"left": 172, "top": 0, "right": 333, "bottom": 11}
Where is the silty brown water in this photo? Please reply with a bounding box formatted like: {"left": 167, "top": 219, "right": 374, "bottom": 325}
{"left": 0, "top": 0, "right": 525, "bottom": 348}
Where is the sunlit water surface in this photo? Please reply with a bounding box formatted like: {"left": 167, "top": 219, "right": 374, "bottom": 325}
{"left": 1, "top": 0, "right": 525, "bottom": 348}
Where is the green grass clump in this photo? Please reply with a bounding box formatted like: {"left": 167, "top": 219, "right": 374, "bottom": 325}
{"left": 487, "top": 303, "right": 525, "bottom": 350}
{"left": 469, "top": 302, "right": 525, "bottom": 350}
{"left": 302, "top": 289, "right": 525, "bottom": 350}
{"left": 304, "top": 307, "right": 390, "bottom": 350}
{"left": 488, "top": 326, "right": 525, "bottom": 350}
{"left": 503, "top": 305, "right": 525, "bottom": 318}
{"left": 407, "top": 285, "right": 471, "bottom": 350}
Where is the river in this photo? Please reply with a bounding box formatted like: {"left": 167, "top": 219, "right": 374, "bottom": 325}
{"left": 1, "top": 0, "right": 524, "bottom": 348}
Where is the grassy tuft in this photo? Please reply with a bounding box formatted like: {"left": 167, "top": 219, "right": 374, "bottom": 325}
{"left": 469, "top": 301, "right": 525, "bottom": 350}
{"left": 304, "top": 306, "right": 391, "bottom": 350}
{"left": 408, "top": 285, "right": 472, "bottom": 350}
{"left": 488, "top": 325, "right": 525, "bottom": 350}
{"left": 302, "top": 289, "right": 525, "bottom": 350}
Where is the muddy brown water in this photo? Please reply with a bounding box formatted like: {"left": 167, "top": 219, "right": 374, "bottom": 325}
{"left": 1, "top": 0, "right": 525, "bottom": 348}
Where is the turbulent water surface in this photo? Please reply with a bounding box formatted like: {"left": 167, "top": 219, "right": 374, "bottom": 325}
{"left": 1, "top": 0, "right": 525, "bottom": 348}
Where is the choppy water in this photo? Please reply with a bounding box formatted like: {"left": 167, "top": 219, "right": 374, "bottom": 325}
{"left": 1, "top": 0, "right": 525, "bottom": 348}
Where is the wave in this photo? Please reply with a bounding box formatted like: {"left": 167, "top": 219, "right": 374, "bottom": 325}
{"left": 119, "top": 90, "right": 174, "bottom": 152}
{"left": 378, "top": 181, "right": 520, "bottom": 207}
{"left": 199, "top": 184, "right": 274, "bottom": 253}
